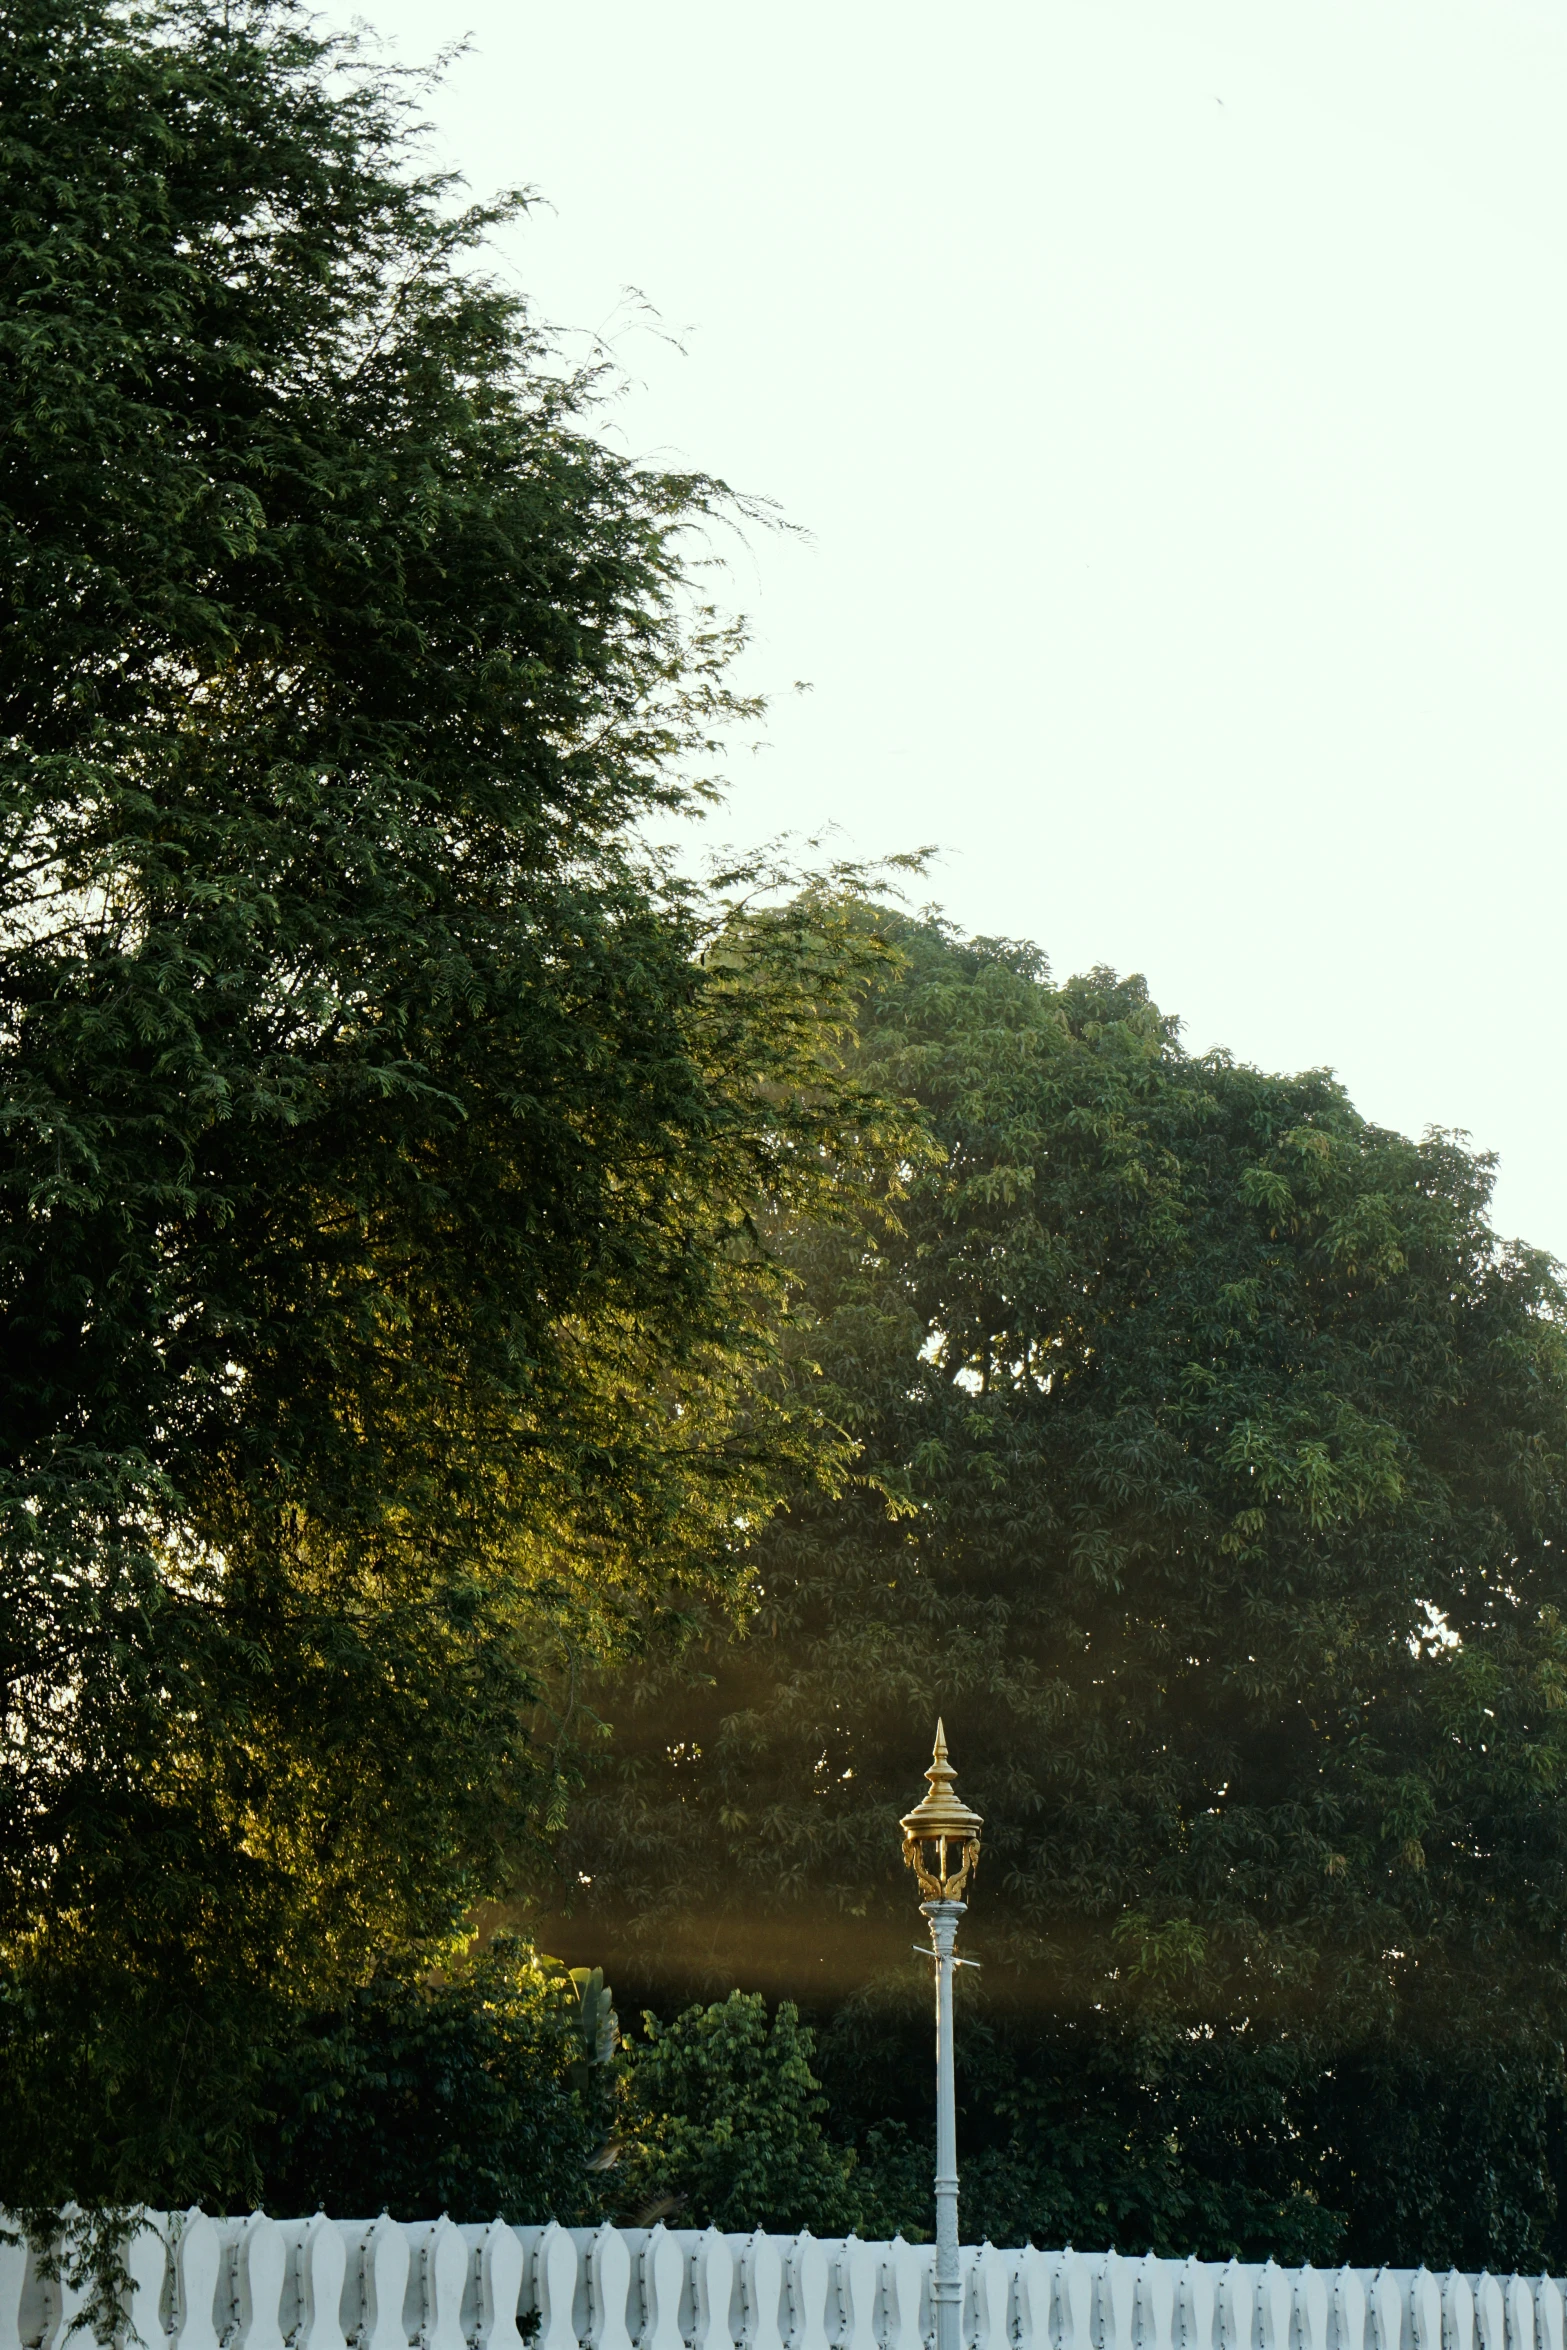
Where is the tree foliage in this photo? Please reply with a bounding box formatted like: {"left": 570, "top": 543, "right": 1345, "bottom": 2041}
{"left": 255, "top": 1935, "right": 603, "bottom": 2223}
{"left": 0, "top": 0, "right": 908, "bottom": 2207}
{"left": 260, "top": 1962, "right": 869, "bottom": 2233}
{"left": 556, "top": 914, "right": 1567, "bottom": 2265}
{"left": 614, "top": 1990, "right": 862, "bottom": 2234}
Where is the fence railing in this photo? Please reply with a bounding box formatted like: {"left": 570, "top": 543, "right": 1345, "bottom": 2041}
{"left": 2, "top": 2214, "right": 1563, "bottom": 2350}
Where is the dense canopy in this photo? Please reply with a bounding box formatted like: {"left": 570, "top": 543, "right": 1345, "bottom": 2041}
{"left": 557, "top": 916, "right": 1567, "bottom": 2264}
{"left": 0, "top": 0, "right": 904, "bottom": 2205}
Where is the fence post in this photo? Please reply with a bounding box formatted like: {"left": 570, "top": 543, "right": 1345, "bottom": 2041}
{"left": 737, "top": 2227, "right": 784, "bottom": 2350}
{"left": 694, "top": 2230, "right": 736, "bottom": 2350}
{"left": 785, "top": 2233, "right": 830, "bottom": 2350}
{"left": 1060, "top": 2254, "right": 1094, "bottom": 2350}
{"left": 1136, "top": 2257, "right": 1174, "bottom": 2350}
{"left": 1179, "top": 2258, "right": 1215, "bottom": 2350}
{"left": 1258, "top": 2262, "right": 1289, "bottom": 2350}
{"left": 642, "top": 2226, "right": 685, "bottom": 2350}
{"left": 1217, "top": 2263, "right": 1248, "bottom": 2350}
{"left": 1507, "top": 2278, "right": 1536, "bottom": 2350}
{"left": 356, "top": 2216, "right": 411, "bottom": 2350}
{"left": 884, "top": 2238, "right": 926, "bottom": 2350}
{"left": 738, "top": 2235, "right": 786, "bottom": 2350}
{"left": 1370, "top": 2269, "right": 1402, "bottom": 2350}
{"left": 535, "top": 2224, "right": 580, "bottom": 2350}
{"left": 1102, "top": 2255, "right": 1136, "bottom": 2350}
{"left": 1295, "top": 2265, "right": 1327, "bottom": 2350}
{"left": 1445, "top": 2274, "right": 1477, "bottom": 2350}
{"left": 175, "top": 2213, "right": 224, "bottom": 2350}
{"left": 1017, "top": 2249, "right": 1053, "bottom": 2350}
{"left": 475, "top": 2223, "right": 523, "bottom": 2350}
{"left": 296, "top": 2214, "right": 347, "bottom": 2350}
{"left": 589, "top": 2223, "right": 633, "bottom": 2350}
{"left": 1335, "top": 2267, "right": 1368, "bottom": 2350}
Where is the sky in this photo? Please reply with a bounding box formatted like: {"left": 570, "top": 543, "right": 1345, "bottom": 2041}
{"left": 363, "top": 0, "right": 1567, "bottom": 1259}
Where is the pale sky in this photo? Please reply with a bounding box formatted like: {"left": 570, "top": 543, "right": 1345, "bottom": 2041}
{"left": 365, "top": 0, "right": 1567, "bottom": 1261}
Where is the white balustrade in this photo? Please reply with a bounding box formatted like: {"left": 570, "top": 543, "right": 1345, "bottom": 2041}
{"left": 54, "top": 2247, "right": 93, "bottom": 2350}
{"left": 1103, "top": 2250, "right": 1138, "bottom": 2350}
{"left": 968, "top": 2243, "right": 1008, "bottom": 2350}
{"left": 415, "top": 2218, "right": 468, "bottom": 2350}
{"left": 295, "top": 2215, "right": 347, "bottom": 2350}
{"left": 587, "top": 2223, "right": 632, "bottom": 2350}
{"left": 1061, "top": 2252, "right": 1095, "bottom": 2350}
{"left": 1258, "top": 2261, "right": 1290, "bottom": 2350}
{"left": 740, "top": 2231, "right": 787, "bottom": 2350}
{"left": 1139, "top": 2253, "right": 1176, "bottom": 2350}
{"left": 1410, "top": 2269, "right": 1441, "bottom": 2350}
{"left": 834, "top": 2239, "right": 877, "bottom": 2350}
{"left": 1370, "top": 2267, "right": 1403, "bottom": 2350}
{"left": 640, "top": 2225, "right": 685, "bottom": 2350}
{"left": 1216, "top": 2260, "right": 1248, "bottom": 2350}
{"left": 470, "top": 2224, "right": 520, "bottom": 2350}
{"left": 885, "top": 2236, "right": 928, "bottom": 2350}
{"left": 1015, "top": 2249, "right": 1050, "bottom": 2350}
{"left": 785, "top": 2231, "right": 831, "bottom": 2350}
{"left": 357, "top": 2215, "right": 411, "bottom": 2350}
{"left": 6, "top": 2206, "right": 1567, "bottom": 2350}
{"left": 0, "top": 2230, "right": 31, "bottom": 2350}
{"left": 1180, "top": 2255, "right": 1216, "bottom": 2350}
{"left": 1448, "top": 2273, "right": 1479, "bottom": 2350}
{"left": 124, "top": 2219, "right": 168, "bottom": 2350}
{"left": 1296, "top": 2263, "right": 1328, "bottom": 2350}
{"left": 233, "top": 2215, "right": 288, "bottom": 2350}
{"left": 175, "top": 2212, "right": 224, "bottom": 2350}
{"left": 1337, "top": 2265, "right": 1370, "bottom": 2350}
{"left": 536, "top": 2224, "right": 583, "bottom": 2350}
{"left": 695, "top": 2229, "right": 736, "bottom": 2350}
{"left": 1508, "top": 2277, "right": 1538, "bottom": 2350}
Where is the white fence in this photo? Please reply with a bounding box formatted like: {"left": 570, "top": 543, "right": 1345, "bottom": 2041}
{"left": 2, "top": 2215, "right": 1564, "bottom": 2350}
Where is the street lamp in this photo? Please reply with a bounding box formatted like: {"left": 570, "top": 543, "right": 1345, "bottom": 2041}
{"left": 900, "top": 1720, "right": 983, "bottom": 2350}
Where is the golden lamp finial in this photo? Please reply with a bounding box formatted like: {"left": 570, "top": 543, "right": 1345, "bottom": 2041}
{"left": 900, "top": 1718, "right": 983, "bottom": 1903}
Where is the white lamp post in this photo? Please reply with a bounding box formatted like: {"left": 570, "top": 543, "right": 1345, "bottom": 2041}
{"left": 900, "top": 1720, "right": 983, "bottom": 2350}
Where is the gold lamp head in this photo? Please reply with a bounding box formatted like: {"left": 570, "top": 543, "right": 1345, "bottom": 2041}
{"left": 900, "top": 1718, "right": 983, "bottom": 1903}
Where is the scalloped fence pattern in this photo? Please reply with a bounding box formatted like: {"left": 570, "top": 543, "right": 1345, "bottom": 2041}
{"left": 2, "top": 2216, "right": 1565, "bottom": 2350}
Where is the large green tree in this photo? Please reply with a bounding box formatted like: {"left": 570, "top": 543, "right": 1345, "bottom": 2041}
{"left": 0, "top": 0, "right": 905, "bottom": 2206}
{"left": 556, "top": 915, "right": 1567, "bottom": 2267}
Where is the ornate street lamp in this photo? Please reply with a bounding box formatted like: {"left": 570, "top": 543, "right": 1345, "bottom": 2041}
{"left": 901, "top": 1720, "right": 983, "bottom": 2350}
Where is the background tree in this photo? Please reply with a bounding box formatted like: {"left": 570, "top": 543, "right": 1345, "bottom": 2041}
{"left": 259, "top": 1963, "right": 872, "bottom": 2233}
{"left": 613, "top": 1991, "right": 863, "bottom": 2233}
{"left": 0, "top": 0, "right": 910, "bottom": 2208}
{"left": 253, "top": 1936, "right": 604, "bottom": 2224}
{"left": 554, "top": 913, "right": 1567, "bottom": 2267}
